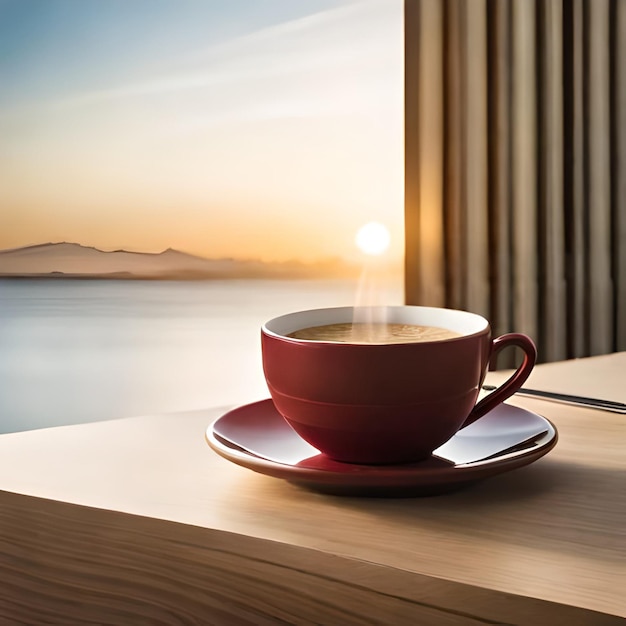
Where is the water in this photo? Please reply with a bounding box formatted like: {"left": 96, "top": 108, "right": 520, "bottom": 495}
{"left": 0, "top": 278, "right": 402, "bottom": 433}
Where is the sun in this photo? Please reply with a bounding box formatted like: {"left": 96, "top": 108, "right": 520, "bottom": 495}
{"left": 355, "top": 222, "right": 391, "bottom": 256}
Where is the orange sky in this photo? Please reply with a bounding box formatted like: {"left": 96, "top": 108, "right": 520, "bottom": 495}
{"left": 0, "top": 1, "right": 403, "bottom": 264}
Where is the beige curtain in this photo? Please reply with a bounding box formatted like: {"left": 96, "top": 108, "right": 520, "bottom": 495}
{"left": 405, "top": 0, "right": 626, "bottom": 365}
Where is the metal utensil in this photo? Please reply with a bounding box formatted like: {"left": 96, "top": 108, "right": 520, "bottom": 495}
{"left": 482, "top": 385, "right": 626, "bottom": 414}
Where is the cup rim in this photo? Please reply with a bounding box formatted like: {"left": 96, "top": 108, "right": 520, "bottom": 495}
{"left": 262, "top": 305, "right": 490, "bottom": 345}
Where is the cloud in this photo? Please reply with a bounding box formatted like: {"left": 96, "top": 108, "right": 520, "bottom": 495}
{"left": 44, "top": 0, "right": 401, "bottom": 116}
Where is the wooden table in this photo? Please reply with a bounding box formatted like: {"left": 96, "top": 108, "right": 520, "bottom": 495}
{"left": 1, "top": 353, "right": 624, "bottom": 625}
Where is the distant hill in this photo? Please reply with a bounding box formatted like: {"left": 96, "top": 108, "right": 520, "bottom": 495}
{"left": 0, "top": 242, "right": 360, "bottom": 280}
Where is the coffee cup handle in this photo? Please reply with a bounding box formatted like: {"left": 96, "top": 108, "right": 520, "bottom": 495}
{"left": 461, "top": 333, "right": 537, "bottom": 428}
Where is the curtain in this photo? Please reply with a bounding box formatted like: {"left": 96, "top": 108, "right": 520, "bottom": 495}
{"left": 404, "top": 0, "right": 626, "bottom": 365}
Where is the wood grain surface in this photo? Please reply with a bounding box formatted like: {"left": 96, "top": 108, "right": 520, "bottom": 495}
{"left": 1, "top": 353, "right": 625, "bottom": 624}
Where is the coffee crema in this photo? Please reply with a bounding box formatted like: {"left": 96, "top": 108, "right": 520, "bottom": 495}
{"left": 287, "top": 322, "right": 461, "bottom": 344}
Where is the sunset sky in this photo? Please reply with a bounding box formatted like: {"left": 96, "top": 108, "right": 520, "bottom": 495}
{"left": 0, "top": 0, "right": 403, "bottom": 264}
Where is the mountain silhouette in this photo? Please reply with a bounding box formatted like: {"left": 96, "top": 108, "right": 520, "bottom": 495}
{"left": 0, "top": 242, "right": 358, "bottom": 280}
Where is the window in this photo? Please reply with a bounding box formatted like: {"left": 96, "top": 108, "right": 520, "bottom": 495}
{"left": 0, "top": 0, "right": 404, "bottom": 432}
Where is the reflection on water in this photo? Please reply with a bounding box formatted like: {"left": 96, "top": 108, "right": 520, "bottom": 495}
{"left": 0, "top": 278, "right": 402, "bottom": 433}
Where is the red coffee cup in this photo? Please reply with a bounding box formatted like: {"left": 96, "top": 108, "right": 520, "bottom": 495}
{"left": 262, "top": 306, "right": 536, "bottom": 465}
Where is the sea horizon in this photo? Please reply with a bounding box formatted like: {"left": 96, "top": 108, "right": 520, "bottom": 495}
{"left": 0, "top": 241, "right": 403, "bottom": 281}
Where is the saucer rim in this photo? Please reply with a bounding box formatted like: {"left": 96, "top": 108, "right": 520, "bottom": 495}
{"left": 205, "top": 400, "right": 558, "bottom": 491}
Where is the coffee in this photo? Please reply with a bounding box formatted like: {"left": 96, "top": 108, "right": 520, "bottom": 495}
{"left": 287, "top": 322, "right": 461, "bottom": 344}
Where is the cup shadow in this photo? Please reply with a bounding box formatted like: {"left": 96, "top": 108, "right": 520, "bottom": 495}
{"left": 317, "top": 458, "right": 625, "bottom": 563}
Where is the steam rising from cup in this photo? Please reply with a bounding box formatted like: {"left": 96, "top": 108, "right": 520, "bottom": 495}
{"left": 353, "top": 222, "right": 391, "bottom": 342}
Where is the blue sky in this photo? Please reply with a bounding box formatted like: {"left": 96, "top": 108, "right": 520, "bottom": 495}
{"left": 0, "top": 0, "right": 403, "bottom": 263}
{"left": 0, "top": 0, "right": 344, "bottom": 107}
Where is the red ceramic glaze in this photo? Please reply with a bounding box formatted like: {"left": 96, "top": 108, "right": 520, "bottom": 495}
{"left": 206, "top": 400, "right": 558, "bottom": 497}
{"left": 262, "top": 306, "right": 537, "bottom": 465}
